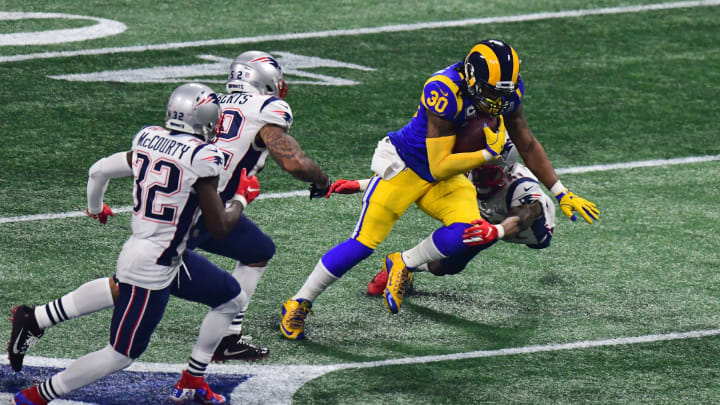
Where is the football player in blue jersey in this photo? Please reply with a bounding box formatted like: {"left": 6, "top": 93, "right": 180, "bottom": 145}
{"left": 328, "top": 158, "right": 557, "bottom": 296}
{"left": 280, "top": 39, "right": 599, "bottom": 339}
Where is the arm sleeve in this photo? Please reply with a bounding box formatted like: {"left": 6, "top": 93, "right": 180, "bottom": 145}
{"left": 426, "top": 136, "right": 495, "bottom": 180}
{"left": 87, "top": 151, "right": 132, "bottom": 214}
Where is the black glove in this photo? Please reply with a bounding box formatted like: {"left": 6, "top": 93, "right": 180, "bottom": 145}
{"left": 309, "top": 179, "right": 332, "bottom": 199}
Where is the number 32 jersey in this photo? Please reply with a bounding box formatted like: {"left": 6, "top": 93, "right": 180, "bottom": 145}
{"left": 116, "top": 125, "right": 223, "bottom": 290}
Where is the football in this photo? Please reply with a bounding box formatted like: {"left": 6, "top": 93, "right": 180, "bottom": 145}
{"left": 453, "top": 113, "right": 500, "bottom": 153}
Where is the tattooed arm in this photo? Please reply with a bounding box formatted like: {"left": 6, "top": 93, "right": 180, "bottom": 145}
{"left": 257, "top": 124, "right": 330, "bottom": 186}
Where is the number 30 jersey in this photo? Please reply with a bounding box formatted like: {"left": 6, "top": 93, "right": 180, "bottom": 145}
{"left": 214, "top": 92, "right": 294, "bottom": 202}
{"left": 116, "top": 125, "right": 223, "bottom": 290}
{"left": 388, "top": 62, "right": 524, "bottom": 182}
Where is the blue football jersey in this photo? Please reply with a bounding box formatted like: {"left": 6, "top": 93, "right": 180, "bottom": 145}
{"left": 388, "top": 62, "right": 524, "bottom": 182}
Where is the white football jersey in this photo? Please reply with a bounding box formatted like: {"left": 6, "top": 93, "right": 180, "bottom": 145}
{"left": 214, "top": 92, "right": 293, "bottom": 201}
{"left": 476, "top": 163, "right": 556, "bottom": 247}
{"left": 115, "top": 125, "right": 224, "bottom": 289}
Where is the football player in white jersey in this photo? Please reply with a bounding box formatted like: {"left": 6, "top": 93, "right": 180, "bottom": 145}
{"left": 11, "top": 83, "right": 261, "bottom": 405}
{"left": 325, "top": 139, "right": 556, "bottom": 294}
{"left": 7, "top": 51, "right": 332, "bottom": 371}
{"left": 192, "top": 50, "right": 331, "bottom": 360}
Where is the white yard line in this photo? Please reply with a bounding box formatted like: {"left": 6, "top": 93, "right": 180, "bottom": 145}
{"left": 2, "top": 328, "right": 718, "bottom": 405}
{"left": 1, "top": 1, "right": 719, "bottom": 64}
{"left": 2, "top": 2, "right": 719, "bottom": 402}
{"left": 1, "top": 154, "right": 718, "bottom": 225}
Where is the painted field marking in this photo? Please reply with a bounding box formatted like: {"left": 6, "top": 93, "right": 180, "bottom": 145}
{"left": 2, "top": 328, "right": 718, "bottom": 405}
{"left": 1, "top": 0, "right": 719, "bottom": 64}
{"left": 1, "top": 154, "right": 718, "bottom": 225}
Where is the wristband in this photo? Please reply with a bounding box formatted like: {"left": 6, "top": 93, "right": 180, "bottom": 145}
{"left": 232, "top": 194, "right": 248, "bottom": 208}
{"left": 494, "top": 224, "right": 505, "bottom": 240}
{"left": 481, "top": 149, "right": 495, "bottom": 160}
{"left": 357, "top": 179, "right": 371, "bottom": 191}
{"left": 550, "top": 180, "right": 566, "bottom": 196}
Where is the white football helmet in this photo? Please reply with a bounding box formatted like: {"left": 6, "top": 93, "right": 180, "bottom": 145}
{"left": 165, "top": 83, "right": 221, "bottom": 142}
{"left": 226, "top": 50, "right": 287, "bottom": 98}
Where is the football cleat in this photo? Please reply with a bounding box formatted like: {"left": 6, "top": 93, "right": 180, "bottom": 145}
{"left": 280, "top": 298, "right": 312, "bottom": 340}
{"left": 212, "top": 333, "right": 269, "bottom": 363}
{"left": 170, "top": 370, "right": 226, "bottom": 404}
{"left": 367, "top": 268, "right": 388, "bottom": 296}
{"left": 383, "top": 252, "right": 413, "bottom": 314}
{"left": 8, "top": 305, "right": 44, "bottom": 372}
{"left": 12, "top": 386, "right": 47, "bottom": 405}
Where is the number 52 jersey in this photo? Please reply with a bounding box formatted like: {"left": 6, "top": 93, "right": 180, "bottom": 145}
{"left": 116, "top": 125, "right": 224, "bottom": 290}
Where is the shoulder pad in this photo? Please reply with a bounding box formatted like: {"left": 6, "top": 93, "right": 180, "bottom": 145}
{"left": 420, "top": 76, "right": 462, "bottom": 120}
{"left": 191, "top": 143, "right": 223, "bottom": 178}
{"left": 259, "top": 96, "right": 293, "bottom": 129}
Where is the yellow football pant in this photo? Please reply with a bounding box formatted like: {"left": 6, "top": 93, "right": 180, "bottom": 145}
{"left": 352, "top": 169, "right": 480, "bottom": 250}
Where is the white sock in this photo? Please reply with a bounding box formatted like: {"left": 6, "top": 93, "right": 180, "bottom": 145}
{"left": 34, "top": 278, "right": 114, "bottom": 330}
{"left": 293, "top": 259, "right": 339, "bottom": 302}
{"left": 227, "top": 263, "right": 266, "bottom": 335}
{"left": 189, "top": 290, "right": 247, "bottom": 376}
{"left": 41, "top": 345, "right": 132, "bottom": 400}
{"left": 401, "top": 235, "right": 445, "bottom": 268}
{"left": 412, "top": 263, "right": 429, "bottom": 273}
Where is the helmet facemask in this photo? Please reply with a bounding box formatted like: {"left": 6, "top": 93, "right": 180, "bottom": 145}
{"left": 464, "top": 61, "right": 516, "bottom": 116}
{"left": 471, "top": 165, "right": 507, "bottom": 199}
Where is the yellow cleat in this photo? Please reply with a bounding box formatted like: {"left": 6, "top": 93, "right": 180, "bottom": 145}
{"left": 383, "top": 252, "right": 413, "bottom": 314}
{"left": 280, "top": 298, "right": 312, "bottom": 340}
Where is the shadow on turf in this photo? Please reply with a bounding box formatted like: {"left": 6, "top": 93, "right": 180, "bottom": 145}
{"left": 402, "top": 301, "right": 539, "bottom": 350}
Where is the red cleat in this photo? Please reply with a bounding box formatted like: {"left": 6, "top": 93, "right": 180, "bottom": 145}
{"left": 367, "top": 268, "right": 387, "bottom": 296}
{"left": 12, "top": 386, "right": 47, "bottom": 405}
{"left": 170, "top": 370, "right": 226, "bottom": 404}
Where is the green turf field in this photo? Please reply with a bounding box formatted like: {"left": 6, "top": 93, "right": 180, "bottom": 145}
{"left": 1, "top": 1, "right": 720, "bottom": 403}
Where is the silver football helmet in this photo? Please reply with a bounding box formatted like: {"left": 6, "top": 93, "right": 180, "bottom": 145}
{"left": 165, "top": 83, "right": 221, "bottom": 142}
{"left": 226, "top": 51, "right": 287, "bottom": 98}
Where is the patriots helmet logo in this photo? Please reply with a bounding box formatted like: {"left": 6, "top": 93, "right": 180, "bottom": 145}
{"left": 251, "top": 56, "right": 282, "bottom": 73}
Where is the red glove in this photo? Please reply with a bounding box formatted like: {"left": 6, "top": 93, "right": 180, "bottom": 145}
{"left": 325, "top": 179, "right": 361, "bottom": 198}
{"left": 462, "top": 218, "right": 504, "bottom": 246}
{"left": 233, "top": 168, "right": 260, "bottom": 207}
{"left": 86, "top": 203, "right": 114, "bottom": 224}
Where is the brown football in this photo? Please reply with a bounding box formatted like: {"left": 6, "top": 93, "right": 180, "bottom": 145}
{"left": 453, "top": 113, "right": 499, "bottom": 153}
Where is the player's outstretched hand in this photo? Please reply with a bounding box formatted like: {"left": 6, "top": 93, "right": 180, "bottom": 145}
{"left": 309, "top": 179, "right": 332, "bottom": 199}
{"left": 462, "top": 218, "right": 503, "bottom": 246}
{"left": 554, "top": 189, "right": 599, "bottom": 224}
{"left": 86, "top": 203, "right": 114, "bottom": 224}
{"left": 483, "top": 115, "right": 507, "bottom": 158}
{"left": 234, "top": 168, "right": 260, "bottom": 208}
{"left": 325, "top": 179, "right": 361, "bottom": 198}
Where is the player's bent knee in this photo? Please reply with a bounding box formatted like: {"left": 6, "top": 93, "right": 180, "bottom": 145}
{"left": 256, "top": 237, "right": 276, "bottom": 262}
{"left": 105, "top": 345, "right": 135, "bottom": 368}
{"left": 213, "top": 290, "right": 246, "bottom": 315}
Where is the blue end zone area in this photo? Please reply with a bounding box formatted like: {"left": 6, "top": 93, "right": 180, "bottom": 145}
{"left": 1, "top": 365, "right": 252, "bottom": 404}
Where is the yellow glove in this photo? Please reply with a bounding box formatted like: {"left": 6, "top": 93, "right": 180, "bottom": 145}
{"left": 554, "top": 188, "right": 600, "bottom": 224}
{"left": 483, "top": 115, "right": 507, "bottom": 157}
